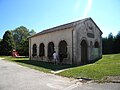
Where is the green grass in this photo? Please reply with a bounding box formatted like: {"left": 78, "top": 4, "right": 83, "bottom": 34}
{"left": 0, "top": 56, "right": 74, "bottom": 73}
{"left": 0, "top": 54, "right": 120, "bottom": 81}
{"left": 57, "top": 54, "right": 120, "bottom": 80}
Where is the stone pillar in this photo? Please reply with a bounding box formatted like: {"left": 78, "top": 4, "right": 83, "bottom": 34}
{"left": 45, "top": 46, "right": 47, "bottom": 57}
{"left": 78, "top": 45, "right": 81, "bottom": 64}
{"left": 88, "top": 45, "right": 90, "bottom": 61}
{"left": 100, "top": 36, "right": 102, "bottom": 58}
{"left": 88, "top": 44, "right": 92, "bottom": 61}
{"left": 37, "top": 44, "right": 39, "bottom": 57}
{"left": 54, "top": 46, "right": 59, "bottom": 54}
{"left": 67, "top": 46, "right": 72, "bottom": 64}
{"left": 29, "top": 39, "right": 31, "bottom": 60}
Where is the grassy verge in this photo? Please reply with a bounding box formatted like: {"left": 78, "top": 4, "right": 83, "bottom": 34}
{"left": 0, "top": 56, "right": 51, "bottom": 73}
{"left": 0, "top": 56, "right": 74, "bottom": 73}
{"left": 0, "top": 54, "right": 120, "bottom": 82}
{"left": 57, "top": 54, "right": 120, "bottom": 81}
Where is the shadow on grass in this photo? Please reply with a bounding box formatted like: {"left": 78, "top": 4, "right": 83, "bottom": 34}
{"left": 14, "top": 60, "right": 76, "bottom": 71}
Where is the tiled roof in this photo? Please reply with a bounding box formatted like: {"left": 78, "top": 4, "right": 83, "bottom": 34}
{"left": 29, "top": 17, "right": 102, "bottom": 38}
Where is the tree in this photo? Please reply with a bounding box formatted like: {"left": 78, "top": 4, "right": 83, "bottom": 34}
{"left": 29, "top": 29, "right": 36, "bottom": 36}
{"left": 102, "top": 31, "right": 120, "bottom": 54}
{"left": 114, "top": 31, "right": 120, "bottom": 53}
{"left": 102, "top": 33, "right": 114, "bottom": 54}
{"left": 18, "top": 38, "right": 29, "bottom": 56}
{"left": 0, "top": 38, "right": 1, "bottom": 41}
{"left": 102, "top": 37, "right": 108, "bottom": 54}
{"left": 0, "top": 39, "right": 3, "bottom": 55}
{"left": 12, "top": 26, "right": 29, "bottom": 50}
{"left": 12, "top": 26, "right": 36, "bottom": 56}
{"left": 107, "top": 33, "right": 114, "bottom": 54}
{"left": 0, "top": 30, "right": 15, "bottom": 55}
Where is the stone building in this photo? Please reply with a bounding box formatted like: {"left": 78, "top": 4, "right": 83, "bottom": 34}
{"left": 29, "top": 17, "right": 102, "bottom": 65}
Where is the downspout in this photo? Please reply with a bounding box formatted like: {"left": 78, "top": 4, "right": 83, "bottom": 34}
{"left": 100, "top": 34, "right": 102, "bottom": 58}
{"left": 29, "top": 38, "right": 31, "bottom": 60}
{"left": 72, "top": 29, "right": 74, "bottom": 64}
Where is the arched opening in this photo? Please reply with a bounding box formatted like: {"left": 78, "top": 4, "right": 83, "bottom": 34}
{"left": 48, "top": 42, "right": 54, "bottom": 59}
{"left": 95, "top": 41, "right": 99, "bottom": 48}
{"left": 32, "top": 44, "right": 37, "bottom": 57}
{"left": 39, "top": 43, "right": 45, "bottom": 57}
{"left": 94, "top": 41, "right": 100, "bottom": 58}
{"left": 59, "top": 40, "right": 67, "bottom": 63}
{"left": 81, "top": 40, "right": 88, "bottom": 65}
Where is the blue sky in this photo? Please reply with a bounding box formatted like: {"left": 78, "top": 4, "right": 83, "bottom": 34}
{"left": 0, "top": 0, "right": 120, "bottom": 38}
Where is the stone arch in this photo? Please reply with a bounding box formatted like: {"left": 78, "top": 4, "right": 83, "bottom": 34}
{"left": 47, "top": 42, "right": 54, "bottom": 59}
{"left": 32, "top": 44, "right": 37, "bottom": 57}
{"left": 59, "top": 40, "right": 67, "bottom": 63}
{"left": 80, "top": 37, "right": 88, "bottom": 45}
{"left": 80, "top": 40, "right": 88, "bottom": 65}
{"left": 39, "top": 43, "right": 45, "bottom": 57}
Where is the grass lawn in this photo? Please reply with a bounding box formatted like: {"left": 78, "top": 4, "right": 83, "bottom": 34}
{"left": 0, "top": 56, "right": 74, "bottom": 73}
{"left": 0, "top": 54, "right": 120, "bottom": 81}
{"left": 57, "top": 54, "right": 120, "bottom": 81}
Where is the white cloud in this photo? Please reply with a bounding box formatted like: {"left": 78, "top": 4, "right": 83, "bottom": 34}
{"left": 73, "top": 0, "right": 93, "bottom": 19}
{"left": 73, "top": 0, "right": 82, "bottom": 12}
{"left": 82, "top": 0, "right": 93, "bottom": 18}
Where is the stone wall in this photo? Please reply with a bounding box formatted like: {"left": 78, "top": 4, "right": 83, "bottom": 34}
{"left": 29, "top": 27, "right": 73, "bottom": 64}
{"left": 29, "top": 18, "right": 102, "bottom": 65}
{"left": 73, "top": 19, "right": 102, "bottom": 64}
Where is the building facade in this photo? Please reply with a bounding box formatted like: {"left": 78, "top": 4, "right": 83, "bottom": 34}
{"left": 29, "top": 18, "right": 103, "bottom": 65}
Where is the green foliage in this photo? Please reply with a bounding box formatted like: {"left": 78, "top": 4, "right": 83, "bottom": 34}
{"left": 58, "top": 54, "right": 120, "bottom": 80}
{"left": 114, "top": 31, "right": 120, "bottom": 53}
{"left": 12, "top": 26, "right": 29, "bottom": 50}
{"left": 0, "top": 26, "right": 36, "bottom": 56}
{"left": 102, "top": 31, "right": 120, "bottom": 54}
{"left": 29, "top": 29, "right": 36, "bottom": 36}
{"left": 0, "top": 31, "right": 15, "bottom": 55}
{"left": 0, "top": 56, "right": 74, "bottom": 73}
{"left": 12, "top": 26, "right": 36, "bottom": 56}
{"left": 1, "top": 54, "right": 120, "bottom": 81}
{"left": 18, "top": 38, "right": 29, "bottom": 56}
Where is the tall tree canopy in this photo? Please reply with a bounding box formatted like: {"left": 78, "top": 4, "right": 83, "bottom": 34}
{"left": 12, "top": 26, "right": 36, "bottom": 55}
{"left": 114, "top": 31, "right": 120, "bottom": 53}
{"left": 12, "top": 26, "right": 29, "bottom": 50}
{"left": 102, "top": 31, "right": 120, "bottom": 54}
{"left": 0, "top": 30, "right": 15, "bottom": 55}
{"left": 29, "top": 29, "right": 36, "bottom": 36}
{"left": 107, "top": 33, "right": 114, "bottom": 54}
{"left": 0, "top": 26, "right": 36, "bottom": 56}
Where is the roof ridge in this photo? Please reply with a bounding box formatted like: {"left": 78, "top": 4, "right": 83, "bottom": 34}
{"left": 29, "top": 17, "right": 91, "bottom": 38}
